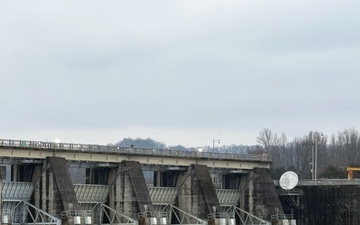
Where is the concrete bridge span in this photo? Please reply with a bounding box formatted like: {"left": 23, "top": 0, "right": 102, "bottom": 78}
{"left": 0, "top": 139, "right": 270, "bottom": 170}
{"left": 0, "top": 139, "right": 280, "bottom": 225}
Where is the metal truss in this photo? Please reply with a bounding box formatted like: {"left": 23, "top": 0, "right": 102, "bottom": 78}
{"left": 3, "top": 200, "right": 61, "bottom": 225}
{"left": 222, "top": 206, "right": 271, "bottom": 225}
{"left": 158, "top": 204, "right": 207, "bottom": 225}
{"left": 92, "top": 203, "right": 138, "bottom": 225}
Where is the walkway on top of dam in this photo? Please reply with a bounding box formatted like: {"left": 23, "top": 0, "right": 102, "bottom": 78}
{"left": 0, "top": 139, "right": 271, "bottom": 169}
{"left": 275, "top": 178, "right": 360, "bottom": 187}
{"left": 275, "top": 178, "right": 360, "bottom": 197}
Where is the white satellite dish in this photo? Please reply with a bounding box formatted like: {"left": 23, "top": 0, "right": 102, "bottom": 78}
{"left": 279, "top": 171, "right": 298, "bottom": 190}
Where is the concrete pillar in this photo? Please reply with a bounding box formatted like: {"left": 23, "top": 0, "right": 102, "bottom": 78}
{"left": 251, "top": 168, "right": 283, "bottom": 220}
{"left": 238, "top": 174, "right": 248, "bottom": 212}
{"left": 115, "top": 167, "right": 122, "bottom": 212}
{"left": 0, "top": 166, "right": 6, "bottom": 180}
{"left": 176, "top": 169, "right": 189, "bottom": 224}
{"left": 0, "top": 180, "right": 2, "bottom": 225}
{"left": 41, "top": 161, "right": 48, "bottom": 214}
{"left": 108, "top": 168, "right": 116, "bottom": 210}
{"left": 108, "top": 166, "right": 124, "bottom": 219}
{"left": 118, "top": 167, "right": 137, "bottom": 218}
{"left": 32, "top": 165, "right": 42, "bottom": 210}
{"left": 49, "top": 171, "right": 54, "bottom": 215}
{"left": 248, "top": 171, "right": 254, "bottom": 215}
{"left": 155, "top": 171, "right": 161, "bottom": 187}
{"left": 177, "top": 165, "right": 220, "bottom": 219}
{"left": 176, "top": 166, "right": 192, "bottom": 214}
{"left": 107, "top": 167, "right": 117, "bottom": 223}
{"left": 11, "top": 164, "right": 18, "bottom": 181}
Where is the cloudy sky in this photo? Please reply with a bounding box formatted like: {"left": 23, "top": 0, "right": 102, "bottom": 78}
{"left": 1, "top": 1, "right": 360, "bottom": 147}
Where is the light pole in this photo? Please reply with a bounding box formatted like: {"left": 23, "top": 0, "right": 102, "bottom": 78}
{"left": 213, "top": 139, "right": 220, "bottom": 150}
{"left": 309, "top": 131, "right": 323, "bottom": 180}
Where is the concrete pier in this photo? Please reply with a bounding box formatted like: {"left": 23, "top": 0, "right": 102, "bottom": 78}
{"left": 0, "top": 139, "right": 277, "bottom": 225}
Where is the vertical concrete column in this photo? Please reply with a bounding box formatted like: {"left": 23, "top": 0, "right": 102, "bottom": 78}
{"left": 115, "top": 167, "right": 122, "bottom": 213}
{"left": 108, "top": 168, "right": 116, "bottom": 210}
{"left": 0, "top": 166, "right": 6, "bottom": 180}
{"left": 11, "top": 164, "right": 18, "bottom": 181}
{"left": 88, "top": 168, "right": 95, "bottom": 184}
{"left": 32, "top": 165, "right": 42, "bottom": 210}
{"left": 41, "top": 161, "right": 48, "bottom": 213}
{"left": 49, "top": 171, "right": 54, "bottom": 215}
{"left": 33, "top": 185, "right": 40, "bottom": 211}
{"left": 156, "top": 171, "right": 161, "bottom": 187}
{"left": 120, "top": 171, "right": 137, "bottom": 218}
{"left": 176, "top": 166, "right": 192, "bottom": 214}
{"left": 107, "top": 168, "right": 116, "bottom": 222}
{"left": 107, "top": 166, "right": 123, "bottom": 218}
{"left": 248, "top": 171, "right": 254, "bottom": 215}
{"left": 238, "top": 174, "right": 247, "bottom": 212}
{"left": 218, "top": 173, "right": 224, "bottom": 189}
{"left": 0, "top": 180, "right": 2, "bottom": 225}
{"left": 117, "top": 162, "right": 136, "bottom": 219}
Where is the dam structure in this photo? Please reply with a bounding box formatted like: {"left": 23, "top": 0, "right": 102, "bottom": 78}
{"left": 0, "top": 139, "right": 280, "bottom": 225}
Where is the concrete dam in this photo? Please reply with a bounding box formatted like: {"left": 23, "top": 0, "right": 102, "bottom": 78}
{"left": 0, "top": 139, "right": 280, "bottom": 225}
{"left": 1, "top": 139, "right": 359, "bottom": 225}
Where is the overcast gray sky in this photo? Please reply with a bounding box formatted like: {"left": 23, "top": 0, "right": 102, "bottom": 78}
{"left": 1, "top": 1, "right": 360, "bottom": 147}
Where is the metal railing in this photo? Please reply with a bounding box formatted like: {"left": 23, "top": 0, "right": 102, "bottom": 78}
{"left": 299, "top": 178, "right": 360, "bottom": 186}
{"left": 271, "top": 214, "right": 293, "bottom": 220}
{"left": 274, "top": 178, "right": 360, "bottom": 187}
{"left": 0, "top": 139, "right": 271, "bottom": 162}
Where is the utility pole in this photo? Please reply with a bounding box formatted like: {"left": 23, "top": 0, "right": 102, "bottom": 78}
{"left": 310, "top": 131, "right": 323, "bottom": 180}
{"left": 314, "top": 136, "right": 318, "bottom": 180}
{"left": 213, "top": 139, "right": 220, "bottom": 150}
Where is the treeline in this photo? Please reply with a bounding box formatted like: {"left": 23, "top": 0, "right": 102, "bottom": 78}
{"left": 115, "top": 137, "right": 250, "bottom": 153}
{"left": 115, "top": 128, "right": 360, "bottom": 179}
{"left": 256, "top": 128, "right": 360, "bottom": 179}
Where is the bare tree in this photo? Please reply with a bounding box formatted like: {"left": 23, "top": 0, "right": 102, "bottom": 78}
{"left": 257, "top": 128, "right": 288, "bottom": 172}
{"left": 335, "top": 128, "right": 360, "bottom": 165}
{"left": 293, "top": 136, "right": 313, "bottom": 179}
{"left": 255, "top": 128, "right": 360, "bottom": 178}
{"left": 256, "top": 128, "right": 276, "bottom": 153}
